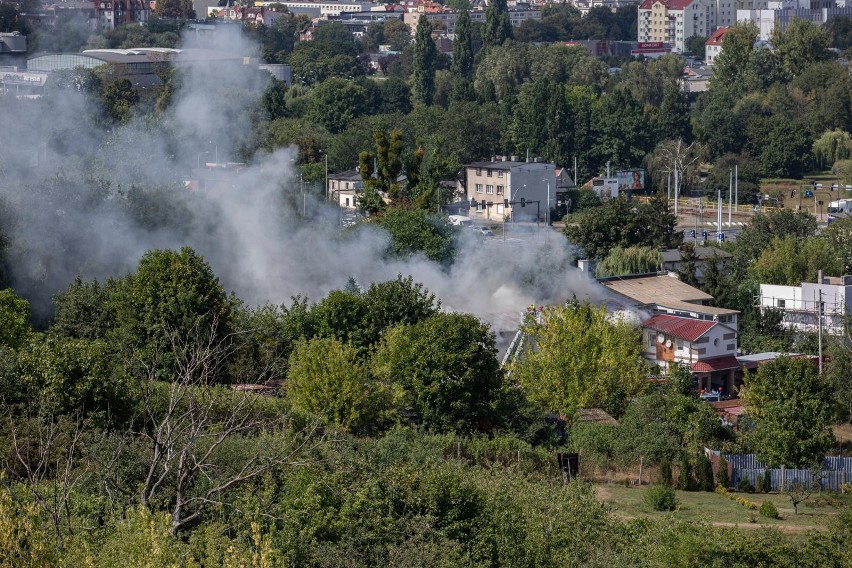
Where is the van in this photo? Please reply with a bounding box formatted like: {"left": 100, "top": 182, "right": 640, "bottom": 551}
{"left": 448, "top": 215, "right": 473, "bottom": 227}
{"left": 828, "top": 199, "right": 852, "bottom": 214}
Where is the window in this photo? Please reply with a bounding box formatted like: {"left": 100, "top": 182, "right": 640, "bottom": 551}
{"left": 487, "top": 169, "right": 493, "bottom": 177}
{"left": 345, "top": 197, "right": 350, "bottom": 207}
{"left": 476, "top": 168, "right": 482, "bottom": 175}
{"left": 486, "top": 184, "right": 494, "bottom": 194}
{"left": 648, "top": 333, "right": 656, "bottom": 347}
{"left": 676, "top": 339, "right": 683, "bottom": 350}
{"left": 498, "top": 170, "right": 504, "bottom": 178}
{"left": 475, "top": 183, "right": 483, "bottom": 193}
{"left": 497, "top": 185, "right": 504, "bottom": 195}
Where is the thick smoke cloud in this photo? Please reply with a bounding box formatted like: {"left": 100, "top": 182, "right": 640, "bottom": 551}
{"left": 0, "top": 31, "right": 606, "bottom": 327}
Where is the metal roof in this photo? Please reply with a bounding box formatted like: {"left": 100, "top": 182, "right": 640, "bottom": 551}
{"left": 642, "top": 314, "right": 716, "bottom": 342}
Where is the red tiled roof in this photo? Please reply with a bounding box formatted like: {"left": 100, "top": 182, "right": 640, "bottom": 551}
{"left": 691, "top": 355, "right": 742, "bottom": 373}
{"left": 639, "top": 0, "right": 695, "bottom": 10}
{"left": 642, "top": 314, "right": 716, "bottom": 343}
{"left": 705, "top": 27, "right": 729, "bottom": 46}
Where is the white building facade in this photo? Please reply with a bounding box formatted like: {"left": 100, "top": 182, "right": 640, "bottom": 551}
{"left": 758, "top": 274, "right": 852, "bottom": 335}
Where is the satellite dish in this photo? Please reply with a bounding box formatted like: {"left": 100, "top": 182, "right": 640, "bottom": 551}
{"left": 665, "top": 339, "right": 673, "bottom": 348}
{"left": 657, "top": 334, "right": 665, "bottom": 344}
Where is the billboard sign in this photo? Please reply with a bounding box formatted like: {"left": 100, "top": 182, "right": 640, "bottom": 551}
{"left": 617, "top": 169, "right": 645, "bottom": 193}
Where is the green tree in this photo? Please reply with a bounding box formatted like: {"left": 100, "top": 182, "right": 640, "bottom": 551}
{"left": 741, "top": 356, "right": 835, "bottom": 467}
{"left": 812, "top": 130, "right": 852, "bottom": 169}
{"left": 372, "top": 313, "right": 501, "bottom": 433}
{"left": 358, "top": 275, "right": 439, "bottom": 350}
{"left": 305, "top": 78, "right": 367, "bottom": 134}
{"left": 677, "top": 242, "right": 699, "bottom": 287}
{"left": 412, "top": 16, "right": 437, "bottom": 106}
{"left": 564, "top": 196, "right": 681, "bottom": 259}
{"left": 511, "top": 301, "right": 647, "bottom": 418}
{"left": 718, "top": 454, "right": 730, "bottom": 488}
{"left": 452, "top": 10, "right": 474, "bottom": 79}
{"left": 734, "top": 208, "right": 817, "bottom": 264}
{"left": 758, "top": 116, "right": 813, "bottom": 178}
{"left": 484, "top": 0, "right": 512, "bottom": 47}
{"left": 750, "top": 235, "right": 841, "bottom": 285}
{"left": 17, "top": 334, "right": 134, "bottom": 426}
{"left": 685, "top": 34, "right": 708, "bottom": 56}
{"left": 696, "top": 452, "right": 714, "bottom": 491}
{"left": 286, "top": 337, "right": 386, "bottom": 432}
{"left": 0, "top": 288, "right": 31, "bottom": 349}
{"left": 702, "top": 153, "right": 761, "bottom": 205}
{"left": 711, "top": 21, "right": 759, "bottom": 92}
{"left": 154, "top": 0, "right": 194, "bottom": 18}
{"left": 109, "top": 247, "right": 230, "bottom": 378}
{"left": 100, "top": 78, "right": 138, "bottom": 124}
{"left": 658, "top": 86, "right": 691, "bottom": 142}
{"left": 51, "top": 277, "right": 116, "bottom": 341}
{"left": 595, "top": 246, "right": 661, "bottom": 278}
{"left": 371, "top": 208, "right": 457, "bottom": 264}
{"left": 771, "top": 18, "right": 831, "bottom": 76}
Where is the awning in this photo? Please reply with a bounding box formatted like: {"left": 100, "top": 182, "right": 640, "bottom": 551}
{"left": 692, "top": 355, "right": 742, "bottom": 373}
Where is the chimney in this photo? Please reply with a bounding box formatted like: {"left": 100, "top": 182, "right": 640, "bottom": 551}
{"left": 510, "top": 155, "right": 519, "bottom": 162}
{"left": 577, "top": 259, "right": 596, "bottom": 274}
{"left": 502, "top": 155, "right": 508, "bottom": 161}
{"left": 818, "top": 269, "right": 823, "bottom": 284}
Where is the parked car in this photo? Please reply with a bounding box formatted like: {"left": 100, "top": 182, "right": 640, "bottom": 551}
{"left": 474, "top": 226, "right": 494, "bottom": 237}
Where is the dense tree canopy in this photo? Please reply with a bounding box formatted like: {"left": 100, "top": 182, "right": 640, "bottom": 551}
{"left": 512, "top": 301, "right": 648, "bottom": 418}
{"left": 741, "top": 357, "right": 836, "bottom": 467}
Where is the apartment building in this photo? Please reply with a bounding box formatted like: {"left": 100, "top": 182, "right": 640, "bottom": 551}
{"left": 758, "top": 273, "right": 852, "bottom": 336}
{"left": 638, "top": 0, "right": 715, "bottom": 53}
{"left": 704, "top": 26, "right": 729, "bottom": 64}
{"left": 460, "top": 157, "right": 556, "bottom": 224}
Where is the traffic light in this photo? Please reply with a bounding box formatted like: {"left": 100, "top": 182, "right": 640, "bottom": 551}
{"left": 690, "top": 229, "right": 695, "bottom": 238}
{"left": 701, "top": 230, "right": 708, "bottom": 239}
{"left": 520, "top": 197, "right": 526, "bottom": 207}
{"left": 503, "top": 199, "right": 509, "bottom": 208}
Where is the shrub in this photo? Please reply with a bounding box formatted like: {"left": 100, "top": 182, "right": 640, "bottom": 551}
{"left": 762, "top": 469, "right": 772, "bottom": 493}
{"left": 658, "top": 458, "right": 673, "bottom": 487}
{"left": 717, "top": 455, "right": 730, "bottom": 488}
{"left": 759, "top": 500, "right": 779, "bottom": 519}
{"left": 756, "top": 473, "right": 764, "bottom": 493}
{"left": 678, "top": 454, "right": 696, "bottom": 491}
{"left": 738, "top": 476, "right": 754, "bottom": 493}
{"left": 645, "top": 484, "right": 679, "bottom": 512}
{"left": 696, "top": 453, "right": 714, "bottom": 492}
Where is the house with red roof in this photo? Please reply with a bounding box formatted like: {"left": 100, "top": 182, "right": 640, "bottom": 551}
{"left": 637, "top": 0, "right": 714, "bottom": 54}
{"left": 641, "top": 313, "right": 741, "bottom": 394}
{"left": 704, "top": 26, "right": 729, "bottom": 64}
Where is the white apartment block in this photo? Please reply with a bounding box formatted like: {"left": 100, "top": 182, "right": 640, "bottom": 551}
{"left": 758, "top": 274, "right": 852, "bottom": 336}
{"left": 638, "top": 0, "right": 716, "bottom": 54}
{"left": 704, "top": 26, "right": 728, "bottom": 63}
{"left": 737, "top": 0, "right": 852, "bottom": 40}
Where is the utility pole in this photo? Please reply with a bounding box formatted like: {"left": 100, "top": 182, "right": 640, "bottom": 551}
{"left": 728, "top": 169, "right": 733, "bottom": 228}
{"left": 717, "top": 186, "right": 723, "bottom": 242}
{"left": 674, "top": 166, "right": 680, "bottom": 217}
{"left": 818, "top": 288, "right": 824, "bottom": 375}
{"left": 734, "top": 164, "right": 738, "bottom": 212}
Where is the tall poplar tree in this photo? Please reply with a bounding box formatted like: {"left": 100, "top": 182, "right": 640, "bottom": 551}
{"left": 452, "top": 10, "right": 473, "bottom": 79}
{"left": 484, "top": 0, "right": 512, "bottom": 48}
{"left": 412, "top": 16, "right": 437, "bottom": 105}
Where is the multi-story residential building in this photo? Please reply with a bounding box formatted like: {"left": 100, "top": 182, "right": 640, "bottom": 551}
{"left": 737, "top": 0, "right": 852, "bottom": 40}
{"left": 327, "top": 170, "right": 364, "bottom": 209}
{"left": 758, "top": 273, "right": 852, "bottom": 336}
{"left": 599, "top": 272, "right": 743, "bottom": 392}
{"left": 459, "top": 157, "right": 556, "bottom": 224}
{"left": 254, "top": 0, "right": 373, "bottom": 17}
{"left": 704, "top": 25, "right": 729, "bottom": 63}
{"left": 638, "top": 0, "right": 714, "bottom": 54}
{"left": 404, "top": 7, "right": 541, "bottom": 34}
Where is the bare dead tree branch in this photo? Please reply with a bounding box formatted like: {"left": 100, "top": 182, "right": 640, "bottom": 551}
{"left": 130, "top": 315, "right": 324, "bottom": 532}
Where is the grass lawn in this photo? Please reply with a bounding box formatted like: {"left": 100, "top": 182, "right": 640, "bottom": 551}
{"left": 594, "top": 483, "right": 850, "bottom": 533}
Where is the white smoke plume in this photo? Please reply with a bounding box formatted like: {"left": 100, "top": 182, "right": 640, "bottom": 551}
{"left": 0, "top": 31, "right": 607, "bottom": 326}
